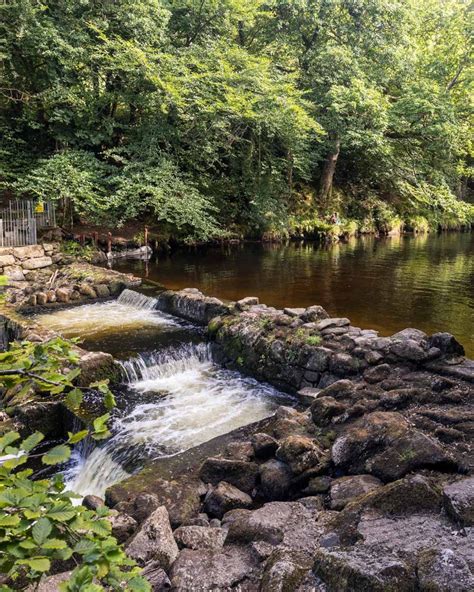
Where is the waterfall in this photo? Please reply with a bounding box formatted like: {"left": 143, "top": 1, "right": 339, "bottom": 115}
{"left": 117, "top": 288, "right": 158, "bottom": 310}
{"left": 64, "top": 343, "right": 288, "bottom": 500}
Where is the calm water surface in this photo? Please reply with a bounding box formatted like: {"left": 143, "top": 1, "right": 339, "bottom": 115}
{"left": 112, "top": 233, "right": 474, "bottom": 357}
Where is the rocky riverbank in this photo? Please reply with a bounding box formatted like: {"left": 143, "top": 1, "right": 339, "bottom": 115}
{"left": 87, "top": 290, "right": 474, "bottom": 591}
{"left": 0, "top": 242, "right": 140, "bottom": 308}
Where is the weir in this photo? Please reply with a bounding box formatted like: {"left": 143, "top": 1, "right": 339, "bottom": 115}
{"left": 61, "top": 339, "right": 287, "bottom": 499}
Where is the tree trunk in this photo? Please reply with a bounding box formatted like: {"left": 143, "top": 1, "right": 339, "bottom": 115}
{"left": 319, "top": 135, "right": 340, "bottom": 203}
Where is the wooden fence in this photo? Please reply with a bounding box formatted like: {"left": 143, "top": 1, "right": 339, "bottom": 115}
{"left": 0, "top": 200, "right": 56, "bottom": 247}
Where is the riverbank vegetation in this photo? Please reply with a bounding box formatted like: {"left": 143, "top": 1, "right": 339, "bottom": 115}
{"left": 0, "top": 333, "right": 149, "bottom": 590}
{"left": 1, "top": 0, "right": 473, "bottom": 241}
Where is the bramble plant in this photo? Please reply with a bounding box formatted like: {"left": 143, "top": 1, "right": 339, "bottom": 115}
{"left": 0, "top": 317, "right": 149, "bottom": 589}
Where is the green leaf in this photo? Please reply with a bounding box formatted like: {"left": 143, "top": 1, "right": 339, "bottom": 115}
{"left": 46, "top": 503, "right": 76, "bottom": 522}
{"left": 104, "top": 390, "right": 116, "bottom": 410}
{"left": 2, "top": 454, "right": 27, "bottom": 470}
{"left": 89, "top": 519, "right": 111, "bottom": 537}
{"left": 23, "top": 557, "right": 50, "bottom": 572}
{"left": 65, "top": 388, "right": 83, "bottom": 409}
{"left": 42, "top": 538, "right": 67, "bottom": 550}
{"left": 67, "top": 430, "right": 89, "bottom": 444}
{"left": 0, "top": 515, "right": 20, "bottom": 527}
{"left": 21, "top": 432, "right": 44, "bottom": 452}
{"left": 128, "top": 576, "right": 152, "bottom": 592}
{"left": 32, "top": 517, "right": 52, "bottom": 545}
{"left": 0, "top": 432, "right": 20, "bottom": 453}
{"left": 42, "top": 445, "right": 71, "bottom": 466}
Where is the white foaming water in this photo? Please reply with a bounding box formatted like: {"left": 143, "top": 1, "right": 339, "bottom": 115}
{"left": 65, "top": 343, "right": 286, "bottom": 499}
{"left": 35, "top": 289, "right": 176, "bottom": 339}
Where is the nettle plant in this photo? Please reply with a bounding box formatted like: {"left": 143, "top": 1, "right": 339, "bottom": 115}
{"left": 0, "top": 335, "right": 149, "bottom": 591}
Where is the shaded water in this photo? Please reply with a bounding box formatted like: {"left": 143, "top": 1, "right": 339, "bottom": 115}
{"left": 35, "top": 289, "right": 198, "bottom": 356}
{"left": 112, "top": 233, "right": 474, "bottom": 357}
{"left": 64, "top": 343, "right": 286, "bottom": 499}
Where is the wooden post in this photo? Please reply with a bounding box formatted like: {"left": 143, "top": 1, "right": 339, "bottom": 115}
{"left": 93, "top": 231, "right": 99, "bottom": 247}
{"left": 80, "top": 233, "right": 85, "bottom": 246}
{"left": 144, "top": 225, "right": 149, "bottom": 247}
{"left": 107, "top": 232, "right": 112, "bottom": 255}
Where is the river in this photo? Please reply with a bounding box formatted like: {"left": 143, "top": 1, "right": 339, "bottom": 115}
{"left": 111, "top": 232, "right": 474, "bottom": 357}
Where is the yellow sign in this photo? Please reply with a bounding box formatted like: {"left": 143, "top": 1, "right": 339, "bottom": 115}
{"left": 35, "top": 202, "right": 45, "bottom": 213}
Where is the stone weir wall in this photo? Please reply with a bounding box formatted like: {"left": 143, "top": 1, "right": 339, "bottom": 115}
{"left": 156, "top": 288, "right": 474, "bottom": 390}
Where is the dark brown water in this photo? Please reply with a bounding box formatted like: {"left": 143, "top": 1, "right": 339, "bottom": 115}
{"left": 111, "top": 233, "right": 474, "bottom": 357}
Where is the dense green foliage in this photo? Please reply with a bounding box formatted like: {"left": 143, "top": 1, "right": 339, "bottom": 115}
{"left": 0, "top": 336, "right": 149, "bottom": 590}
{"left": 1, "top": 0, "right": 472, "bottom": 239}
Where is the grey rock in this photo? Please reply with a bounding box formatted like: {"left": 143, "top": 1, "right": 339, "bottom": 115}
{"left": 173, "top": 525, "right": 227, "bottom": 550}
{"left": 443, "top": 477, "right": 474, "bottom": 526}
{"left": 126, "top": 506, "right": 178, "bottom": 568}
{"left": 417, "top": 548, "right": 474, "bottom": 591}
{"left": 251, "top": 432, "right": 279, "bottom": 459}
{"left": 301, "top": 305, "right": 329, "bottom": 322}
{"left": 199, "top": 458, "right": 259, "bottom": 493}
{"left": 169, "top": 545, "right": 259, "bottom": 592}
{"left": 317, "top": 318, "right": 350, "bottom": 331}
{"left": 276, "top": 435, "right": 324, "bottom": 475}
{"left": 109, "top": 511, "right": 138, "bottom": 544}
{"left": 82, "top": 495, "right": 105, "bottom": 510}
{"left": 236, "top": 296, "right": 259, "bottom": 310}
{"left": 22, "top": 256, "right": 52, "bottom": 270}
{"left": 95, "top": 283, "right": 110, "bottom": 298}
{"left": 330, "top": 475, "right": 383, "bottom": 510}
{"left": 141, "top": 561, "right": 172, "bottom": 591}
{"left": 390, "top": 339, "right": 429, "bottom": 362}
{"left": 429, "top": 332, "right": 465, "bottom": 357}
{"left": 260, "top": 459, "right": 292, "bottom": 501}
{"left": 284, "top": 307, "right": 305, "bottom": 317}
{"left": 13, "top": 245, "right": 44, "bottom": 259}
{"left": 364, "top": 363, "right": 391, "bottom": 384}
{"left": 203, "top": 481, "right": 253, "bottom": 519}
{"left": 305, "top": 347, "right": 332, "bottom": 372}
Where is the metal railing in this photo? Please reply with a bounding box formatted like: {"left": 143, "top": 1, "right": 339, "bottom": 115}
{"left": 0, "top": 200, "right": 56, "bottom": 247}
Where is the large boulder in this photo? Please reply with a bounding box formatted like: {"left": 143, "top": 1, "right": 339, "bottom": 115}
{"left": 331, "top": 411, "right": 454, "bottom": 482}
{"left": 199, "top": 458, "right": 259, "bottom": 493}
{"left": 169, "top": 545, "right": 259, "bottom": 591}
{"left": 313, "top": 546, "right": 416, "bottom": 591}
{"left": 276, "top": 435, "right": 324, "bottom": 475}
{"left": 329, "top": 475, "right": 383, "bottom": 510}
{"left": 125, "top": 506, "right": 179, "bottom": 568}
{"left": 108, "top": 511, "right": 137, "bottom": 544}
{"left": 225, "top": 501, "right": 322, "bottom": 554}
{"left": 443, "top": 477, "right": 474, "bottom": 526}
{"left": 12, "top": 245, "right": 44, "bottom": 259}
{"left": 141, "top": 561, "right": 172, "bottom": 591}
{"left": 251, "top": 432, "right": 279, "bottom": 459}
{"left": 259, "top": 459, "right": 292, "bottom": 501}
{"left": 260, "top": 549, "right": 311, "bottom": 592}
{"left": 417, "top": 548, "right": 474, "bottom": 591}
{"left": 203, "top": 481, "right": 253, "bottom": 519}
{"left": 173, "top": 525, "right": 227, "bottom": 551}
{"left": 22, "top": 256, "right": 52, "bottom": 270}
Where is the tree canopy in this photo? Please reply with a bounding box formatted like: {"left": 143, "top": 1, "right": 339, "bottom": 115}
{"left": 1, "top": 0, "right": 473, "bottom": 240}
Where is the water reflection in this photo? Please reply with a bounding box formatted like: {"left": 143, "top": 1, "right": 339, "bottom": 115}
{"left": 112, "top": 233, "right": 474, "bottom": 357}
